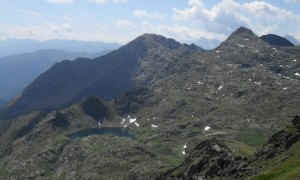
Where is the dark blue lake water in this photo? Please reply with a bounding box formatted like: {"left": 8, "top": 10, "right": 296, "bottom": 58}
{"left": 67, "top": 127, "right": 135, "bottom": 141}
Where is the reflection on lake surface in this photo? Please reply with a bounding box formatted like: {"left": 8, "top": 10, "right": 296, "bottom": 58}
{"left": 67, "top": 127, "right": 135, "bottom": 140}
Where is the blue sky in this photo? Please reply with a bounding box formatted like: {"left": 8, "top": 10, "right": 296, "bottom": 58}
{"left": 0, "top": 0, "right": 300, "bottom": 44}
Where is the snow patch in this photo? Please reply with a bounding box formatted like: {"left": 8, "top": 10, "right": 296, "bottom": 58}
{"left": 135, "top": 122, "right": 140, "bottom": 127}
{"left": 182, "top": 151, "right": 186, "bottom": 155}
{"left": 254, "top": 82, "right": 261, "bottom": 85}
{"left": 293, "top": 59, "right": 297, "bottom": 62}
{"left": 183, "top": 144, "right": 187, "bottom": 149}
{"left": 121, "top": 118, "right": 125, "bottom": 124}
{"left": 218, "top": 86, "right": 223, "bottom": 90}
{"left": 283, "top": 87, "right": 288, "bottom": 90}
{"left": 237, "top": 43, "right": 245, "bottom": 48}
{"left": 204, "top": 126, "right": 210, "bottom": 131}
{"left": 129, "top": 117, "right": 137, "bottom": 123}
{"left": 295, "top": 73, "right": 300, "bottom": 77}
{"left": 151, "top": 124, "right": 158, "bottom": 128}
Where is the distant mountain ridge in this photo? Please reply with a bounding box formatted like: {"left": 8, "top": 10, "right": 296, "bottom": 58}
{"left": 260, "top": 34, "right": 294, "bottom": 47}
{"left": 0, "top": 34, "right": 203, "bottom": 119}
{"left": 0, "top": 49, "right": 110, "bottom": 108}
{"left": 0, "top": 39, "right": 121, "bottom": 57}
{"left": 285, "top": 34, "right": 300, "bottom": 46}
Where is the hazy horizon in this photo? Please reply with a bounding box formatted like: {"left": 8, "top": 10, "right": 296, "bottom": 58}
{"left": 0, "top": 0, "right": 300, "bottom": 45}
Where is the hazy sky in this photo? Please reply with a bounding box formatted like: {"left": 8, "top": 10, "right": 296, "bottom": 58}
{"left": 0, "top": 0, "right": 300, "bottom": 44}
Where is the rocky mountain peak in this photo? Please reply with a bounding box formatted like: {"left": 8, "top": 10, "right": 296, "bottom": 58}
{"left": 131, "top": 33, "right": 183, "bottom": 50}
{"left": 234, "top": 26, "right": 254, "bottom": 34}
{"left": 217, "top": 26, "right": 261, "bottom": 49}
{"left": 226, "top": 26, "right": 257, "bottom": 41}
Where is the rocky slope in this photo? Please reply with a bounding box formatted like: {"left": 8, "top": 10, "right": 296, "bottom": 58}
{"left": 0, "top": 34, "right": 202, "bottom": 120}
{"left": 121, "top": 27, "right": 300, "bottom": 147}
{"left": 0, "top": 97, "right": 163, "bottom": 179}
{"left": 158, "top": 116, "right": 300, "bottom": 179}
{"left": 0, "top": 95, "right": 299, "bottom": 179}
{"left": 0, "top": 49, "right": 109, "bottom": 108}
{"left": 0, "top": 27, "right": 300, "bottom": 179}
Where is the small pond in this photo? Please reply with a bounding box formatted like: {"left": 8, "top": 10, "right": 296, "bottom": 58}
{"left": 67, "top": 127, "right": 135, "bottom": 141}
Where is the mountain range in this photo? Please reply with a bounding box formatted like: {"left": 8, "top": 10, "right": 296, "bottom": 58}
{"left": 0, "top": 34, "right": 202, "bottom": 119}
{"left": 0, "top": 49, "right": 111, "bottom": 108}
{"left": 0, "top": 27, "right": 299, "bottom": 179}
{"left": 0, "top": 39, "right": 121, "bottom": 58}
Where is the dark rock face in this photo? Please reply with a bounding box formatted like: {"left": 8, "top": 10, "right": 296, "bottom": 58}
{"left": 256, "top": 116, "right": 300, "bottom": 160}
{"left": 261, "top": 34, "right": 295, "bottom": 47}
{"left": 80, "top": 96, "right": 111, "bottom": 122}
{"left": 114, "top": 87, "right": 156, "bottom": 115}
{"left": 159, "top": 139, "right": 255, "bottom": 180}
{"left": 292, "top": 116, "right": 300, "bottom": 129}
{"left": 48, "top": 112, "right": 70, "bottom": 129}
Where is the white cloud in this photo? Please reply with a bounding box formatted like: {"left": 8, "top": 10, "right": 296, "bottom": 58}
{"left": 134, "top": 10, "right": 164, "bottom": 20}
{"left": 134, "top": 10, "right": 151, "bottom": 18}
{"left": 63, "top": 16, "right": 74, "bottom": 22}
{"left": 92, "top": 0, "right": 127, "bottom": 4}
{"left": 284, "top": 0, "right": 300, "bottom": 3}
{"left": 0, "top": 22, "right": 74, "bottom": 40}
{"left": 188, "top": 0, "right": 204, "bottom": 7}
{"left": 112, "top": 0, "right": 128, "bottom": 3}
{"left": 116, "top": 20, "right": 137, "bottom": 29}
{"left": 138, "top": 21, "right": 225, "bottom": 43}
{"left": 158, "top": 24, "right": 226, "bottom": 42}
{"left": 93, "top": 0, "right": 108, "bottom": 4}
{"left": 46, "top": 23, "right": 73, "bottom": 33}
{"left": 46, "top": 0, "right": 74, "bottom": 4}
{"left": 16, "top": 9, "right": 42, "bottom": 16}
{"left": 173, "top": 0, "right": 300, "bottom": 36}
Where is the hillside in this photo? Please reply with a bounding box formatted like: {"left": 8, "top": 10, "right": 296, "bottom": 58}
{"left": 0, "top": 97, "right": 299, "bottom": 179}
{"left": 158, "top": 116, "right": 300, "bottom": 179}
{"left": 120, "top": 27, "right": 300, "bottom": 146}
{"left": 0, "top": 49, "right": 110, "bottom": 108}
{"left": 0, "top": 27, "right": 299, "bottom": 179}
{"left": 0, "top": 34, "right": 203, "bottom": 119}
